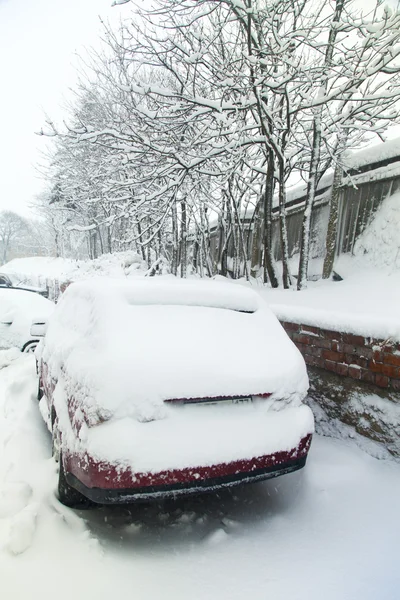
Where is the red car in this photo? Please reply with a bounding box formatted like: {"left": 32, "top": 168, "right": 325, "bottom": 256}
{"left": 37, "top": 278, "right": 313, "bottom": 507}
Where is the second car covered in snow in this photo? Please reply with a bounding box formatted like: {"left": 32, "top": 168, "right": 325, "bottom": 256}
{"left": 37, "top": 278, "right": 314, "bottom": 507}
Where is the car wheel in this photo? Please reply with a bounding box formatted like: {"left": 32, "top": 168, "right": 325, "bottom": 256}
{"left": 37, "top": 379, "right": 43, "bottom": 401}
{"left": 22, "top": 340, "right": 38, "bottom": 353}
{"left": 52, "top": 421, "right": 95, "bottom": 509}
{"left": 57, "top": 451, "right": 94, "bottom": 509}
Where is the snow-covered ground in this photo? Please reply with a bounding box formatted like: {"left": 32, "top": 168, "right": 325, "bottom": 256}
{"left": 1, "top": 352, "right": 400, "bottom": 600}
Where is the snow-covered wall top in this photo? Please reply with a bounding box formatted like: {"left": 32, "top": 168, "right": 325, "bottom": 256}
{"left": 343, "top": 137, "right": 400, "bottom": 171}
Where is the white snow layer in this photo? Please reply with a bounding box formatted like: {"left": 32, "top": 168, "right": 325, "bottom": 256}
{"left": 354, "top": 191, "right": 400, "bottom": 270}
{"left": 343, "top": 136, "right": 400, "bottom": 170}
{"left": 1, "top": 251, "right": 147, "bottom": 285}
{"left": 258, "top": 254, "right": 400, "bottom": 341}
{"left": 1, "top": 353, "right": 400, "bottom": 600}
{"left": 257, "top": 188, "right": 400, "bottom": 341}
{"left": 41, "top": 278, "right": 311, "bottom": 470}
{"left": 0, "top": 288, "right": 54, "bottom": 350}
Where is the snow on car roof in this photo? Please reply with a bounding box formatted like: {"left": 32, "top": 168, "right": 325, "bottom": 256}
{"left": 65, "top": 277, "right": 260, "bottom": 312}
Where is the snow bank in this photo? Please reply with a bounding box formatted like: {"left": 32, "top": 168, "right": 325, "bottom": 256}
{"left": 1, "top": 251, "right": 147, "bottom": 288}
{"left": 0, "top": 353, "right": 101, "bottom": 562}
{"left": 257, "top": 250, "right": 400, "bottom": 342}
{"left": 354, "top": 192, "right": 400, "bottom": 270}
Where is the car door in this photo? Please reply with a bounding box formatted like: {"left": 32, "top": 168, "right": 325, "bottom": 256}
{"left": 0, "top": 294, "right": 14, "bottom": 349}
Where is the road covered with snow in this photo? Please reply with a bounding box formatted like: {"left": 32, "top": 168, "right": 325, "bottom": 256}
{"left": 0, "top": 352, "right": 399, "bottom": 600}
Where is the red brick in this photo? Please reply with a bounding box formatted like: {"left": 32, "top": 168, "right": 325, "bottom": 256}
{"left": 381, "top": 344, "right": 394, "bottom": 354}
{"left": 336, "top": 363, "right": 349, "bottom": 377}
{"left": 375, "top": 374, "right": 389, "bottom": 388}
{"left": 314, "top": 357, "right": 325, "bottom": 369}
{"left": 300, "top": 325, "right": 320, "bottom": 336}
{"left": 293, "top": 333, "right": 314, "bottom": 346}
{"left": 361, "top": 370, "right": 375, "bottom": 384}
{"left": 282, "top": 321, "right": 299, "bottom": 332}
{"left": 294, "top": 342, "right": 307, "bottom": 356}
{"left": 341, "top": 344, "right": 373, "bottom": 359}
{"left": 348, "top": 365, "right": 362, "bottom": 379}
{"left": 310, "top": 346, "right": 322, "bottom": 357}
{"left": 370, "top": 361, "right": 383, "bottom": 374}
{"left": 321, "top": 329, "right": 342, "bottom": 341}
{"left": 381, "top": 364, "right": 398, "bottom": 378}
{"left": 390, "top": 379, "right": 400, "bottom": 391}
{"left": 322, "top": 349, "right": 345, "bottom": 362}
{"left": 304, "top": 354, "right": 315, "bottom": 366}
{"left": 342, "top": 333, "right": 365, "bottom": 346}
{"left": 383, "top": 353, "right": 400, "bottom": 367}
{"left": 331, "top": 341, "right": 342, "bottom": 352}
{"left": 343, "top": 354, "right": 368, "bottom": 369}
{"left": 373, "top": 350, "right": 384, "bottom": 362}
{"left": 316, "top": 338, "right": 332, "bottom": 350}
{"left": 324, "top": 360, "right": 337, "bottom": 373}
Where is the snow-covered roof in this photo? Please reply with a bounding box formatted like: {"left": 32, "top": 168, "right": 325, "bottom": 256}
{"left": 343, "top": 137, "right": 400, "bottom": 172}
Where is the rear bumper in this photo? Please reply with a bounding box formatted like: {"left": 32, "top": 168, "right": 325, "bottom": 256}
{"left": 64, "top": 433, "right": 312, "bottom": 504}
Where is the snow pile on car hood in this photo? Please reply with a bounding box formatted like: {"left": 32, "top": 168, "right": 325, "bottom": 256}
{"left": 41, "top": 278, "right": 308, "bottom": 424}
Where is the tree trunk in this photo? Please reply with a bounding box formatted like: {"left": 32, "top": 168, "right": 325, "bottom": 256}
{"left": 298, "top": 116, "right": 321, "bottom": 289}
{"left": 171, "top": 202, "right": 179, "bottom": 276}
{"left": 263, "top": 154, "right": 279, "bottom": 287}
{"left": 297, "top": 0, "right": 345, "bottom": 290}
{"left": 217, "top": 199, "right": 228, "bottom": 277}
{"left": 180, "top": 199, "right": 187, "bottom": 278}
{"left": 250, "top": 199, "right": 263, "bottom": 278}
{"left": 277, "top": 157, "right": 291, "bottom": 289}
{"left": 322, "top": 162, "right": 343, "bottom": 279}
{"left": 97, "top": 226, "right": 104, "bottom": 255}
{"left": 136, "top": 220, "right": 146, "bottom": 262}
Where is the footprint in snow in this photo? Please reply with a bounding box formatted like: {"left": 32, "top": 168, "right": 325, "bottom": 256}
{"left": 7, "top": 503, "right": 38, "bottom": 556}
{"left": 0, "top": 481, "right": 32, "bottom": 518}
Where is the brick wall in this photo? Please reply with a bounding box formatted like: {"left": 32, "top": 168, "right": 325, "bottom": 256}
{"left": 280, "top": 321, "right": 400, "bottom": 390}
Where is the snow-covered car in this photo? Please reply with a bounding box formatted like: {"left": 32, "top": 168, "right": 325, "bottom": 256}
{"left": 0, "top": 287, "right": 54, "bottom": 353}
{"left": 37, "top": 278, "right": 314, "bottom": 507}
{"left": 0, "top": 272, "right": 49, "bottom": 298}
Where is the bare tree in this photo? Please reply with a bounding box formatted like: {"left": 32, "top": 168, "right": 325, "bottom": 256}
{"left": 0, "top": 211, "right": 30, "bottom": 265}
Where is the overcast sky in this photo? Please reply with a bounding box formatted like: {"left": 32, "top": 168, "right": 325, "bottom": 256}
{"left": 1, "top": 0, "right": 399, "bottom": 219}
{"left": 0, "top": 0, "right": 130, "bottom": 217}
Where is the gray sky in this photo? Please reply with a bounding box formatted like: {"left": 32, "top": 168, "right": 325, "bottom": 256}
{"left": 0, "top": 0, "right": 128, "bottom": 217}
{"left": 1, "top": 0, "right": 399, "bottom": 219}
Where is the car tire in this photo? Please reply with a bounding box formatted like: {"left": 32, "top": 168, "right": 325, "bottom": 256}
{"left": 52, "top": 421, "right": 95, "bottom": 509}
{"left": 37, "top": 379, "right": 43, "bottom": 401}
{"left": 57, "top": 452, "right": 94, "bottom": 509}
{"left": 22, "top": 340, "right": 38, "bottom": 353}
